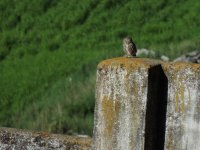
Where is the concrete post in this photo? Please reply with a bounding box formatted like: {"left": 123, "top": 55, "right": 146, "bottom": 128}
{"left": 163, "top": 62, "right": 200, "bottom": 150}
{"left": 93, "top": 57, "right": 166, "bottom": 150}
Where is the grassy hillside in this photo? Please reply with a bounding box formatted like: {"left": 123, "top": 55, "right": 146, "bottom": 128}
{"left": 0, "top": 0, "right": 199, "bottom": 135}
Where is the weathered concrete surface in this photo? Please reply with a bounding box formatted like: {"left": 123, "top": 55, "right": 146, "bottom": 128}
{"left": 163, "top": 62, "right": 200, "bottom": 150}
{"left": 0, "top": 127, "right": 91, "bottom": 150}
{"left": 93, "top": 57, "right": 162, "bottom": 150}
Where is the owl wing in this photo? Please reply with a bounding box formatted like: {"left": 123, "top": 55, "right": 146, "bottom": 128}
{"left": 128, "top": 43, "right": 137, "bottom": 56}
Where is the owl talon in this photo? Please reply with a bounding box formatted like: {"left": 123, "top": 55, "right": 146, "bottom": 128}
{"left": 126, "top": 55, "right": 134, "bottom": 58}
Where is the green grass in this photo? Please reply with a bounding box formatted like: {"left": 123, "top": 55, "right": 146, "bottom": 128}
{"left": 0, "top": 0, "right": 199, "bottom": 136}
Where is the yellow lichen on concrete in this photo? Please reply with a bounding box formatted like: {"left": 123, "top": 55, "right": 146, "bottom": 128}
{"left": 162, "top": 61, "right": 200, "bottom": 78}
{"left": 175, "top": 91, "right": 179, "bottom": 112}
{"left": 98, "top": 57, "right": 162, "bottom": 72}
{"left": 163, "top": 62, "right": 200, "bottom": 114}
{"left": 102, "top": 96, "right": 120, "bottom": 139}
{"left": 174, "top": 82, "right": 187, "bottom": 113}
{"left": 132, "top": 81, "right": 138, "bottom": 122}
{"left": 180, "top": 83, "right": 185, "bottom": 112}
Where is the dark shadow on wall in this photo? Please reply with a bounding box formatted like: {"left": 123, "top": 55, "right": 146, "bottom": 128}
{"left": 144, "top": 65, "right": 168, "bottom": 150}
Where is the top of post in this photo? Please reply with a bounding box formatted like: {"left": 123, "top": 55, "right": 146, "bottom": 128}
{"left": 97, "top": 57, "right": 162, "bottom": 70}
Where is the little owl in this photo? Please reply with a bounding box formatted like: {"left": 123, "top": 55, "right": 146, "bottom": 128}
{"left": 123, "top": 37, "right": 137, "bottom": 57}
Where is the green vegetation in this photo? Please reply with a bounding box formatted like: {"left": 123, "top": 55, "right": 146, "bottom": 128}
{"left": 0, "top": 0, "right": 199, "bottom": 135}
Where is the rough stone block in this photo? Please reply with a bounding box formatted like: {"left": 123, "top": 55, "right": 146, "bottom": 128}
{"left": 93, "top": 57, "right": 165, "bottom": 150}
{"left": 163, "top": 62, "right": 200, "bottom": 150}
{"left": 0, "top": 127, "right": 91, "bottom": 150}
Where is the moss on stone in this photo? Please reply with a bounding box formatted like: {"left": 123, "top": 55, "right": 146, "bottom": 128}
{"left": 97, "top": 57, "right": 162, "bottom": 72}
{"left": 0, "top": 127, "right": 91, "bottom": 150}
{"left": 102, "top": 96, "right": 120, "bottom": 139}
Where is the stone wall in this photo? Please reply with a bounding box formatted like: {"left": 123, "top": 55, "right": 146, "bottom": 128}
{"left": 0, "top": 127, "right": 91, "bottom": 150}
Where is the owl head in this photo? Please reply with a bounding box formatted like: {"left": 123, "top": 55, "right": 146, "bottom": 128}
{"left": 123, "top": 37, "right": 133, "bottom": 44}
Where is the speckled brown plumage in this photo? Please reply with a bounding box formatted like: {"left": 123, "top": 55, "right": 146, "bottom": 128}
{"left": 123, "top": 37, "right": 137, "bottom": 57}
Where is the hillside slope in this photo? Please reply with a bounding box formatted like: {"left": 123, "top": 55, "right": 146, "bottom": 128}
{"left": 0, "top": 0, "right": 199, "bottom": 135}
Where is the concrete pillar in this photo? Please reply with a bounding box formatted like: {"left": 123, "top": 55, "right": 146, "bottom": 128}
{"left": 163, "top": 62, "right": 200, "bottom": 150}
{"left": 93, "top": 57, "right": 165, "bottom": 150}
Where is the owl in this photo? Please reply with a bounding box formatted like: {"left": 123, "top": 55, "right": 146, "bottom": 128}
{"left": 123, "top": 37, "right": 137, "bottom": 57}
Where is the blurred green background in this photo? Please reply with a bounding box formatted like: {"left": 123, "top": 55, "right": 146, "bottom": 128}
{"left": 0, "top": 0, "right": 199, "bottom": 136}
